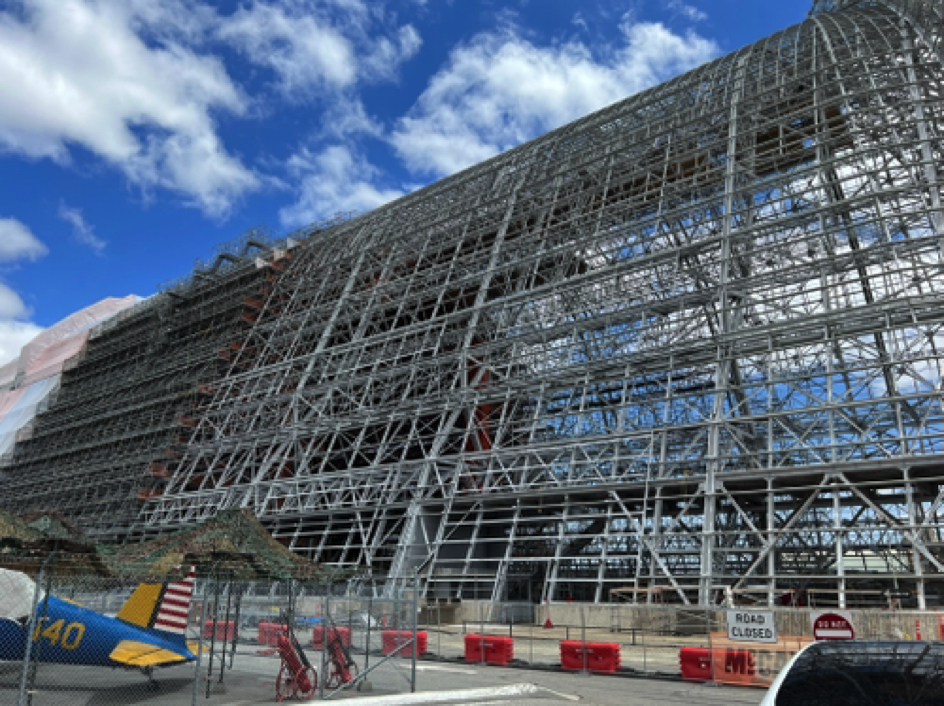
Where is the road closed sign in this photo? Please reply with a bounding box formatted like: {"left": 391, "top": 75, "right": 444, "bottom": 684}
{"left": 813, "top": 611, "right": 855, "bottom": 640}
{"left": 726, "top": 609, "right": 778, "bottom": 644}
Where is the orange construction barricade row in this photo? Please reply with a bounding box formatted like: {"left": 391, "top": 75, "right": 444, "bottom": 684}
{"left": 680, "top": 635, "right": 813, "bottom": 689}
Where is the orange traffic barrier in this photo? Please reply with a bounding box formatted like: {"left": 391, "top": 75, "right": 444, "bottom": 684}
{"left": 464, "top": 634, "right": 513, "bottom": 665}
{"left": 679, "top": 647, "right": 713, "bottom": 681}
{"left": 258, "top": 621, "right": 288, "bottom": 646}
{"left": 204, "top": 620, "right": 236, "bottom": 641}
{"left": 559, "top": 641, "right": 620, "bottom": 673}
{"left": 312, "top": 625, "right": 351, "bottom": 649}
{"left": 382, "top": 630, "right": 428, "bottom": 657}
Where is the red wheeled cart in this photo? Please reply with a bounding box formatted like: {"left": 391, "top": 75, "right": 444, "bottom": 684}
{"left": 324, "top": 626, "right": 359, "bottom": 689}
{"left": 276, "top": 632, "right": 317, "bottom": 702}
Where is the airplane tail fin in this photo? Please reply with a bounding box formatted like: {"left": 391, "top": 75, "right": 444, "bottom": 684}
{"left": 117, "top": 566, "right": 196, "bottom": 642}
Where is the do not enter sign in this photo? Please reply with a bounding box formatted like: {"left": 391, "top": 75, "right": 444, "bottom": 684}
{"left": 813, "top": 611, "right": 855, "bottom": 640}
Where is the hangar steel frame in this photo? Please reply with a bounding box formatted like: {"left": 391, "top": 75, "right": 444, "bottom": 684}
{"left": 4, "top": 0, "right": 943, "bottom": 608}
{"left": 141, "top": 0, "right": 944, "bottom": 607}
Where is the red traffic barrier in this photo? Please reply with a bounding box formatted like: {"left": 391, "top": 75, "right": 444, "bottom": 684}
{"left": 204, "top": 620, "right": 236, "bottom": 641}
{"left": 464, "top": 634, "right": 514, "bottom": 665}
{"left": 313, "top": 625, "right": 352, "bottom": 649}
{"left": 257, "top": 621, "right": 287, "bottom": 646}
{"left": 679, "top": 647, "right": 713, "bottom": 682}
{"left": 559, "top": 641, "right": 620, "bottom": 673}
{"left": 382, "top": 630, "right": 428, "bottom": 657}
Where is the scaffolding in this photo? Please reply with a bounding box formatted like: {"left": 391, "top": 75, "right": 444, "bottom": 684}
{"left": 0, "top": 226, "right": 344, "bottom": 537}
{"left": 3, "top": 0, "right": 944, "bottom": 608}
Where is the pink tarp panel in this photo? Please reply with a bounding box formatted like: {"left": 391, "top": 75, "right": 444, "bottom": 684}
{"left": 0, "top": 295, "right": 140, "bottom": 457}
{"left": 0, "top": 359, "right": 16, "bottom": 389}
{"left": 20, "top": 331, "right": 90, "bottom": 387}
{"left": 15, "top": 295, "right": 138, "bottom": 383}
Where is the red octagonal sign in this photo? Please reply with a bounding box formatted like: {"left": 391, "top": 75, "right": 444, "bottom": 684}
{"left": 813, "top": 611, "right": 855, "bottom": 641}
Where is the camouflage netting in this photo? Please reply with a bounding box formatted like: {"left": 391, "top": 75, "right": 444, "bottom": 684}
{"left": 0, "top": 510, "right": 111, "bottom": 576}
{"left": 0, "top": 509, "right": 45, "bottom": 548}
{"left": 100, "top": 509, "right": 322, "bottom": 582}
{"left": 22, "top": 511, "right": 92, "bottom": 545}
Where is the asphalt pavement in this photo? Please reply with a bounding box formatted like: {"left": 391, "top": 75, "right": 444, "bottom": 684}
{"left": 1, "top": 653, "right": 764, "bottom": 706}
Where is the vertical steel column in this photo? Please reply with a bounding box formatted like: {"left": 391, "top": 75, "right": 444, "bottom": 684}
{"left": 833, "top": 483, "right": 846, "bottom": 609}
{"left": 904, "top": 468, "right": 927, "bottom": 609}
{"left": 594, "top": 502, "right": 614, "bottom": 603}
{"left": 767, "top": 478, "right": 777, "bottom": 608}
{"left": 702, "top": 51, "right": 749, "bottom": 606}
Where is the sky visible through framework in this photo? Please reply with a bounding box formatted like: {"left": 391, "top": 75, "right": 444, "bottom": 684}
{"left": 0, "top": 0, "right": 813, "bottom": 366}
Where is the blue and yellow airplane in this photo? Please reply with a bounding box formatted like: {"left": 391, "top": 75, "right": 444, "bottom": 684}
{"left": 0, "top": 566, "right": 198, "bottom": 675}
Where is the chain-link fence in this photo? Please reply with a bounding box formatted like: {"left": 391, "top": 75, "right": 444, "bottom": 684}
{"left": 4, "top": 553, "right": 943, "bottom": 703}
{"left": 415, "top": 599, "right": 944, "bottom": 686}
{"left": 0, "top": 556, "right": 420, "bottom": 705}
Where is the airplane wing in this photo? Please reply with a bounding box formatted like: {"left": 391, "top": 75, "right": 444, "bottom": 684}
{"left": 109, "top": 640, "right": 191, "bottom": 668}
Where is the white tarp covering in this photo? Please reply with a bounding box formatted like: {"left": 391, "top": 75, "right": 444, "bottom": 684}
{"left": 0, "top": 568, "right": 42, "bottom": 621}
{"left": 0, "top": 295, "right": 139, "bottom": 458}
{"left": 0, "top": 377, "right": 59, "bottom": 457}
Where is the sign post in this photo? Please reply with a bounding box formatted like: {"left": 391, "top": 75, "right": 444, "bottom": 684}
{"left": 812, "top": 611, "right": 855, "bottom": 641}
{"left": 726, "top": 609, "right": 778, "bottom": 644}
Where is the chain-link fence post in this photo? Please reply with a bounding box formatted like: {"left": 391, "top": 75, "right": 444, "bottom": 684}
{"left": 20, "top": 553, "right": 55, "bottom": 706}
{"left": 479, "top": 601, "right": 485, "bottom": 666}
{"left": 580, "top": 604, "right": 589, "bottom": 676}
{"left": 364, "top": 590, "right": 373, "bottom": 677}
{"left": 16, "top": 555, "right": 52, "bottom": 706}
{"left": 705, "top": 605, "right": 714, "bottom": 685}
{"left": 410, "top": 574, "right": 418, "bottom": 693}
{"left": 529, "top": 620, "right": 534, "bottom": 665}
{"left": 205, "top": 575, "right": 221, "bottom": 698}
{"left": 318, "top": 580, "right": 329, "bottom": 700}
{"left": 191, "top": 572, "right": 211, "bottom": 706}
{"left": 641, "top": 607, "right": 648, "bottom": 673}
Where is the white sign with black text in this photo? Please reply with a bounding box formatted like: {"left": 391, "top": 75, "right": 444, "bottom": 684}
{"left": 726, "top": 609, "right": 778, "bottom": 644}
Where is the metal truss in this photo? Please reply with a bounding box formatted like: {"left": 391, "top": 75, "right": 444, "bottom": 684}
{"left": 5, "top": 0, "right": 943, "bottom": 608}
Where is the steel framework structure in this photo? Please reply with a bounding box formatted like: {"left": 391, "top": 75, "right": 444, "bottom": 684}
{"left": 3, "top": 0, "right": 943, "bottom": 607}
{"left": 0, "top": 229, "right": 330, "bottom": 534}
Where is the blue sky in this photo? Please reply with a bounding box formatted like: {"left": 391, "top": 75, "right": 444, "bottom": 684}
{"left": 0, "top": 0, "right": 812, "bottom": 365}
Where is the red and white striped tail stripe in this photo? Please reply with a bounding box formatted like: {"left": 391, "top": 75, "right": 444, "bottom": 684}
{"left": 154, "top": 566, "right": 195, "bottom": 634}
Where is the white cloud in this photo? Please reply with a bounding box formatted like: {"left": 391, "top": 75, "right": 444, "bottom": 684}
{"left": 666, "top": 0, "right": 708, "bottom": 22}
{"left": 0, "top": 218, "right": 47, "bottom": 262}
{"left": 0, "top": 283, "right": 28, "bottom": 320}
{"left": 0, "top": 0, "right": 257, "bottom": 216}
{"left": 218, "top": 1, "right": 421, "bottom": 99}
{"left": 318, "top": 96, "right": 385, "bottom": 141}
{"left": 391, "top": 21, "right": 718, "bottom": 177}
{"left": 0, "top": 319, "right": 43, "bottom": 368}
{"left": 219, "top": 2, "right": 358, "bottom": 94}
{"left": 279, "top": 144, "right": 404, "bottom": 226}
{"left": 58, "top": 203, "right": 106, "bottom": 255}
{"left": 360, "top": 25, "right": 422, "bottom": 83}
{"left": 0, "top": 218, "right": 45, "bottom": 364}
{"left": 572, "top": 12, "right": 589, "bottom": 33}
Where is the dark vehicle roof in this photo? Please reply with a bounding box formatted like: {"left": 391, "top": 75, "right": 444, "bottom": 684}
{"left": 775, "top": 641, "right": 944, "bottom": 706}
